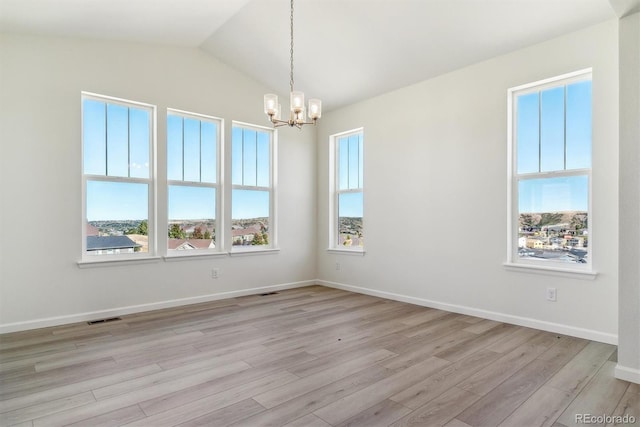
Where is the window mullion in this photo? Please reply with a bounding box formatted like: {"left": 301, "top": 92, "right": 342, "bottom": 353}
{"left": 563, "top": 85, "right": 567, "bottom": 171}
{"left": 181, "top": 117, "right": 185, "bottom": 181}
{"left": 538, "top": 91, "right": 542, "bottom": 173}
{"left": 127, "top": 107, "right": 131, "bottom": 178}
{"left": 104, "top": 103, "right": 109, "bottom": 176}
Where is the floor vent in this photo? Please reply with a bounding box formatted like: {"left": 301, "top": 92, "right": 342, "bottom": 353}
{"left": 260, "top": 292, "right": 279, "bottom": 296}
{"left": 87, "top": 317, "right": 122, "bottom": 325}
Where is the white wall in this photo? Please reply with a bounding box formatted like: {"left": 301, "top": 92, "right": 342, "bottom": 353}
{"left": 317, "top": 20, "right": 620, "bottom": 343}
{"left": 617, "top": 11, "right": 640, "bottom": 383}
{"left": 0, "top": 34, "right": 317, "bottom": 331}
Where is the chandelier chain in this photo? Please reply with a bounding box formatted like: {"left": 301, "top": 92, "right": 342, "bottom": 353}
{"left": 289, "top": 0, "right": 294, "bottom": 93}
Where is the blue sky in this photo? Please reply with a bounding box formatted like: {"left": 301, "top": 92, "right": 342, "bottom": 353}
{"left": 84, "top": 100, "right": 272, "bottom": 222}
{"left": 338, "top": 133, "right": 364, "bottom": 218}
{"left": 517, "top": 80, "right": 591, "bottom": 213}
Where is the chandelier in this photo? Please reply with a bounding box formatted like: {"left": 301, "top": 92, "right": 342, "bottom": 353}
{"left": 264, "top": 0, "right": 321, "bottom": 128}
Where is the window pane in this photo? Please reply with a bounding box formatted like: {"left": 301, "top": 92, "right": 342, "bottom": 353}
{"left": 232, "top": 189, "right": 270, "bottom": 247}
{"left": 232, "top": 127, "right": 243, "bottom": 185}
{"left": 540, "top": 87, "right": 565, "bottom": 172}
{"left": 106, "top": 104, "right": 129, "bottom": 177}
{"left": 183, "top": 118, "right": 200, "bottom": 182}
{"left": 168, "top": 185, "right": 216, "bottom": 249}
{"left": 201, "top": 121, "right": 217, "bottom": 184}
{"left": 348, "top": 135, "right": 360, "bottom": 189}
{"left": 566, "top": 81, "right": 592, "bottom": 170}
{"left": 86, "top": 180, "right": 148, "bottom": 255}
{"left": 359, "top": 135, "right": 364, "bottom": 187}
{"left": 518, "top": 175, "right": 588, "bottom": 263}
{"left": 129, "top": 108, "right": 149, "bottom": 179}
{"left": 257, "top": 130, "right": 270, "bottom": 187}
{"left": 516, "top": 93, "right": 539, "bottom": 174}
{"left": 338, "top": 192, "right": 363, "bottom": 247}
{"left": 243, "top": 129, "right": 257, "bottom": 186}
{"left": 83, "top": 99, "right": 106, "bottom": 175}
{"left": 167, "top": 115, "right": 183, "bottom": 181}
{"left": 338, "top": 137, "right": 349, "bottom": 190}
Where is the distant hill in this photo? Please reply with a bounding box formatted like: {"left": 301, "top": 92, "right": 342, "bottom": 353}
{"left": 520, "top": 211, "right": 587, "bottom": 229}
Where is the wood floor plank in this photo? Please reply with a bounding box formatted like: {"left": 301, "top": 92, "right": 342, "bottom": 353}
{"left": 545, "top": 341, "right": 616, "bottom": 394}
{"left": 497, "top": 385, "right": 576, "bottom": 427}
{"left": 92, "top": 360, "right": 251, "bottom": 400}
{"left": 488, "top": 327, "right": 549, "bottom": 353}
{"left": 556, "top": 361, "right": 631, "bottom": 426}
{"left": 458, "top": 330, "right": 560, "bottom": 396}
{"left": 123, "top": 370, "right": 297, "bottom": 427}
{"left": 312, "top": 357, "right": 452, "bottom": 425}
{"left": 62, "top": 404, "right": 146, "bottom": 427}
{"left": 0, "top": 364, "right": 161, "bottom": 414}
{"left": 605, "top": 388, "right": 639, "bottom": 427}
{"left": 1, "top": 286, "right": 635, "bottom": 427}
{"left": 456, "top": 336, "right": 590, "bottom": 426}
{"left": 281, "top": 413, "right": 332, "bottom": 427}
{"left": 390, "top": 386, "right": 481, "bottom": 427}
{"left": 389, "top": 349, "right": 501, "bottom": 410}
{"left": 443, "top": 418, "right": 473, "bottom": 427}
{"left": 229, "top": 365, "right": 395, "bottom": 426}
{"left": 0, "top": 392, "right": 96, "bottom": 426}
{"left": 253, "top": 348, "right": 395, "bottom": 409}
{"left": 174, "top": 398, "right": 266, "bottom": 427}
{"left": 334, "top": 398, "right": 413, "bottom": 427}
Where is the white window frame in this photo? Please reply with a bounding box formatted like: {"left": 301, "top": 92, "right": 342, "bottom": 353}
{"left": 506, "top": 69, "right": 594, "bottom": 276}
{"left": 230, "top": 121, "right": 277, "bottom": 253}
{"left": 80, "top": 92, "right": 157, "bottom": 263}
{"left": 166, "top": 108, "right": 223, "bottom": 257}
{"left": 329, "top": 128, "right": 364, "bottom": 253}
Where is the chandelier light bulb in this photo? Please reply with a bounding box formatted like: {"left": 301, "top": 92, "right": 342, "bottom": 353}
{"left": 308, "top": 99, "right": 322, "bottom": 120}
{"left": 290, "top": 91, "right": 305, "bottom": 114}
{"left": 264, "top": 94, "right": 278, "bottom": 115}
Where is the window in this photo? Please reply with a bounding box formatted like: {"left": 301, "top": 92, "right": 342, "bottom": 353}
{"left": 82, "top": 93, "right": 155, "bottom": 258}
{"left": 508, "top": 70, "right": 592, "bottom": 269}
{"left": 231, "top": 123, "right": 275, "bottom": 250}
{"left": 167, "top": 110, "right": 221, "bottom": 254}
{"left": 330, "top": 129, "right": 364, "bottom": 250}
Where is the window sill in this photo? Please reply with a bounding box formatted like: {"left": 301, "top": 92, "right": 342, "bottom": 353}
{"left": 164, "top": 252, "right": 229, "bottom": 262}
{"left": 503, "top": 261, "right": 597, "bottom": 280}
{"left": 77, "top": 256, "right": 163, "bottom": 269}
{"left": 327, "top": 248, "right": 366, "bottom": 256}
{"left": 230, "top": 248, "right": 280, "bottom": 257}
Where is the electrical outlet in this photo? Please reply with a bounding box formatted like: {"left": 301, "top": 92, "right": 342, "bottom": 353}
{"left": 546, "top": 287, "right": 557, "bottom": 302}
{"left": 211, "top": 268, "right": 220, "bottom": 279}
{"left": 335, "top": 262, "right": 341, "bottom": 271}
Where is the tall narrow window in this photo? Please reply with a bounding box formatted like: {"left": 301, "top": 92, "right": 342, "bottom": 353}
{"left": 167, "top": 110, "right": 221, "bottom": 253}
{"left": 231, "top": 123, "right": 275, "bottom": 250}
{"left": 509, "top": 70, "right": 592, "bottom": 269}
{"left": 331, "top": 129, "right": 364, "bottom": 250}
{"left": 82, "top": 93, "right": 155, "bottom": 258}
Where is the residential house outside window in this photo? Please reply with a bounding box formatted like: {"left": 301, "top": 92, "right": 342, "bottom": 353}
{"left": 231, "top": 122, "right": 275, "bottom": 250}
{"left": 330, "top": 129, "right": 364, "bottom": 250}
{"left": 82, "top": 93, "right": 155, "bottom": 258}
{"left": 508, "top": 70, "right": 592, "bottom": 270}
{"left": 167, "top": 109, "right": 221, "bottom": 254}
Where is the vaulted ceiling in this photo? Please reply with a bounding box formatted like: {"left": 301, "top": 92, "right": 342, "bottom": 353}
{"left": 1, "top": 0, "right": 632, "bottom": 111}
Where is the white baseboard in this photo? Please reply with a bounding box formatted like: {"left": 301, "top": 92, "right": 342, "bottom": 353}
{"left": 0, "top": 280, "right": 315, "bottom": 334}
{"left": 317, "top": 280, "right": 618, "bottom": 345}
{"left": 615, "top": 365, "right": 640, "bottom": 384}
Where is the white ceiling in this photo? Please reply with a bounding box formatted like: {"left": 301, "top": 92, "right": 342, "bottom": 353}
{"left": 0, "top": 0, "right": 623, "bottom": 111}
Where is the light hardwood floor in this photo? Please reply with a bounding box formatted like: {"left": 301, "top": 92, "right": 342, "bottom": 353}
{"left": 1, "top": 286, "right": 638, "bottom": 427}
